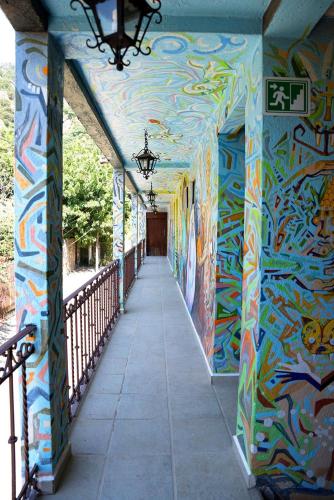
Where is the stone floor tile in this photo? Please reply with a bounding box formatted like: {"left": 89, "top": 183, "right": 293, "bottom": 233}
{"left": 116, "top": 393, "right": 169, "bottom": 419}
{"left": 98, "top": 356, "right": 128, "bottom": 375}
{"left": 109, "top": 418, "right": 171, "bottom": 456}
{"left": 100, "top": 455, "right": 174, "bottom": 500}
{"left": 213, "top": 377, "right": 239, "bottom": 437}
{"left": 89, "top": 373, "right": 124, "bottom": 394}
{"left": 172, "top": 417, "right": 230, "bottom": 454}
{"left": 70, "top": 419, "right": 114, "bottom": 455}
{"left": 175, "top": 452, "right": 255, "bottom": 500}
{"left": 78, "top": 393, "right": 119, "bottom": 420}
{"left": 170, "top": 391, "right": 222, "bottom": 419}
{"left": 44, "top": 455, "right": 105, "bottom": 500}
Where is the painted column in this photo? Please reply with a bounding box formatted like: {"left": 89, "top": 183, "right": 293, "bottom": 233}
{"left": 131, "top": 193, "right": 138, "bottom": 273}
{"left": 113, "top": 168, "right": 125, "bottom": 308}
{"left": 214, "top": 130, "right": 245, "bottom": 374}
{"left": 15, "top": 33, "right": 69, "bottom": 491}
{"left": 138, "top": 200, "right": 146, "bottom": 244}
{"left": 239, "top": 33, "right": 334, "bottom": 497}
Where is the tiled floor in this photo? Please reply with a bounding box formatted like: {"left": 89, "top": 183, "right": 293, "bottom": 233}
{"left": 48, "top": 257, "right": 261, "bottom": 500}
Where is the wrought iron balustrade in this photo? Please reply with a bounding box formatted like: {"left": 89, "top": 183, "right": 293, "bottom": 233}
{"left": 136, "top": 239, "right": 145, "bottom": 273}
{"left": 0, "top": 324, "right": 39, "bottom": 500}
{"left": 63, "top": 260, "right": 120, "bottom": 418}
{"left": 124, "top": 247, "right": 136, "bottom": 298}
{"left": 137, "top": 242, "right": 142, "bottom": 272}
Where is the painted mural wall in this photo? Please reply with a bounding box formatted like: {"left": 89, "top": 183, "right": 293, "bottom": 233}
{"left": 169, "top": 28, "right": 334, "bottom": 497}
{"left": 168, "top": 36, "right": 255, "bottom": 371}
{"left": 15, "top": 33, "right": 69, "bottom": 478}
{"left": 238, "top": 32, "right": 334, "bottom": 498}
{"left": 170, "top": 127, "right": 219, "bottom": 363}
{"left": 214, "top": 130, "right": 245, "bottom": 373}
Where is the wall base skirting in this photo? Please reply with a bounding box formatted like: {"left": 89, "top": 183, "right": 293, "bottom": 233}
{"left": 38, "top": 442, "right": 72, "bottom": 494}
{"left": 232, "top": 435, "right": 256, "bottom": 489}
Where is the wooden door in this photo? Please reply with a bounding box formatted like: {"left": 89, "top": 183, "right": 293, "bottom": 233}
{"left": 146, "top": 212, "right": 167, "bottom": 256}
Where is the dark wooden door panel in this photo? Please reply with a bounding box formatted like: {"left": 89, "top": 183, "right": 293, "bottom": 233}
{"left": 146, "top": 212, "right": 167, "bottom": 256}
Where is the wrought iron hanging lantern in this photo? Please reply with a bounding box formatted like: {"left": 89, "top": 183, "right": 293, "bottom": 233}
{"left": 132, "top": 129, "right": 160, "bottom": 179}
{"left": 70, "top": 0, "right": 162, "bottom": 71}
{"left": 147, "top": 182, "right": 157, "bottom": 206}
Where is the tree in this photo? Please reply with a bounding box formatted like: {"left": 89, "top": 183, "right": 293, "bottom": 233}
{"left": 0, "top": 63, "right": 15, "bottom": 282}
{"left": 63, "top": 101, "right": 114, "bottom": 262}
{"left": 0, "top": 64, "right": 15, "bottom": 199}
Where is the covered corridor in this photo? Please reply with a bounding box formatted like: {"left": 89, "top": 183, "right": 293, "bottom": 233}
{"left": 0, "top": 0, "right": 334, "bottom": 499}
{"left": 46, "top": 257, "right": 260, "bottom": 500}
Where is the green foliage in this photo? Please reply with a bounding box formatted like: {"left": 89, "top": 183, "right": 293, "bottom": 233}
{"left": 63, "top": 101, "right": 114, "bottom": 249}
{"left": 0, "top": 64, "right": 15, "bottom": 199}
{"left": 0, "top": 200, "right": 14, "bottom": 263}
{"left": 0, "top": 65, "right": 15, "bottom": 267}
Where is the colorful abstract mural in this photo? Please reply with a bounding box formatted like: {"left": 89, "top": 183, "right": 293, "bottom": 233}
{"left": 138, "top": 200, "right": 146, "bottom": 242}
{"left": 236, "top": 33, "right": 334, "bottom": 498}
{"left": 214, "top": 130, "right": 245, "bottom": 373}
{"left": 131, "top": 193, "right": 138, "bottom": 249}
{"left": 170, "top": 127, "right": 219, "bottom": 363}
{"left": 15, "top": 33, "right": 69, "bottom": 479}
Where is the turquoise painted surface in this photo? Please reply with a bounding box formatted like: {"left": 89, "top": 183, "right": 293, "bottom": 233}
{"left": 15, "top": 33, "right": 69, "bottom": 476}
{"left": 214, "top": 130, "right": 245, "bottom": 373}
{"left": 237, "top": 34, "right": 334, "bottom": 497}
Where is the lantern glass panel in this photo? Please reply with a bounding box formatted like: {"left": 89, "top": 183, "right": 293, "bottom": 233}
{"left": 95, "top": 0, "right": 118, "bottom": 36}
{"left": 125, "top": 0, "right": 141, "bottom": 24}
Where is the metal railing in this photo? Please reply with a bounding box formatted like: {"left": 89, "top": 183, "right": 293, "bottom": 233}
{"left": 0, "top": 325, "right": 39, "bottom": 500}
{"left": 124, "top": 247, "right": 136, "bottom": 298}
{"left": 63, "top": 260, "right": 120, "bottom": 418}
{"left": 136, "top": 239, "right": 146, "bottom": 272}
{"left": 2, "top": 247, "right": 144, "bottom": 495}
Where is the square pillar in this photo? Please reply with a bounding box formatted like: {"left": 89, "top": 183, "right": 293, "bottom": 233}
{"left": 131, "top": 193, "right": 138, "bottom": 273}
{"left": 113, "top": 168, "right": 125, "bottom": 308}
{"left": 140, "top": 201, "right": 146, "bottom": 239}
{"left": 214, "top": 130, "right": 245, "bottom": 373}
{"left": 15, "top": 33, "right": 69, "bottom": 491}
{"left": 238, "top": 34, "right": 334, "bottom": 497}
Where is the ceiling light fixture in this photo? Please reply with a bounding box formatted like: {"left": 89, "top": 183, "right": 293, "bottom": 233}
{"left": 132, "top": 129, "right": 160, "bottom": 179}
{"left": 70, "top": 0, "right": 162, "bottom": 71}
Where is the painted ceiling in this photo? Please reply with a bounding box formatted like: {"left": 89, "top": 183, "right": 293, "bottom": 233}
{"left": 40, "top": 1, "right": 261, "bottom": 200}
{"left": 41, "top": 0, "right": 270, "bottom": 20}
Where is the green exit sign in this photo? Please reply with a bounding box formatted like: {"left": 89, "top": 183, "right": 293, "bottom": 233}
{"left": 264, "top": 77, "right": 311, "bottom": 116}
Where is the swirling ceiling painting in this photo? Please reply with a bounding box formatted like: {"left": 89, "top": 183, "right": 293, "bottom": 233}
{"left": 65, "top": 32, "right": 255, "bottom": 198}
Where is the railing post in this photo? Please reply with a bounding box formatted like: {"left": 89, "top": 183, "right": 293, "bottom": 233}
{"left": 15, "top": 33, "right": 70, "bottom": 493}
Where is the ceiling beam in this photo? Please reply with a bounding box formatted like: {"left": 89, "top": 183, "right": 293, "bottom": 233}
{"left": 0, "top": 0, "right": 46, "bottom": 31}
{"left": 263, "top": 0, "right": 281, "bottom": 34}
{"left": 264, "top": 0, "right": 333, "bottom": 37}
{"left": 64, "top": 61, "right": 123, "bottom": 169}
{"left": 48, "top": 14, "right": 262, "bottom": 35}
